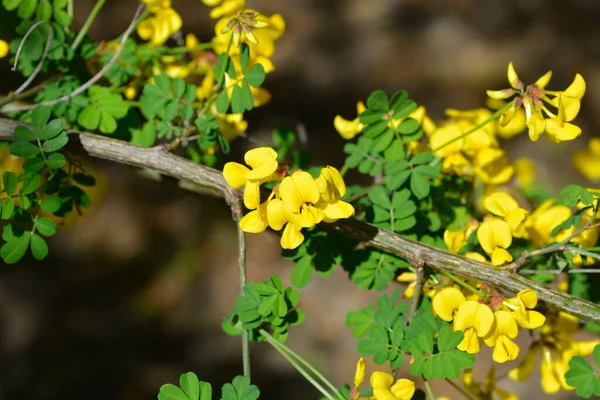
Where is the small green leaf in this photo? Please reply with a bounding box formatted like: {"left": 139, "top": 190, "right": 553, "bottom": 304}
{"left": 366, "top": 90, "right": 389, "bottom": 111}
{"left": 23, "top": 157, "right": 45, "bottom": 172}
{"left": 220, "top": 376, "right": 260, "bottom": 400}
{"left": 291, "top": 255, "right": 313, "bottom": 288}
{"left": 40, "top": 196, "right": 61, "bottom": 213}
{"left": 46, "top": 152, "right": 66, "bottom": 169}
{"left": 345, "top": 306, "right": 375, "bottom": 339}
{"left": 21, "top": 173, "right": 41, "bottom": 194}
{"left": 3, "top": 171, "right": 17, "bottom": 196}
{"left": 3, "top": 0, "right": 21, "bottom": 11}
{"left": 42, "top": 131, "right": 69, "bottom": 152}
{"left": 565, "top": 356, "right": 596, "bottom": 398}
{"left": 240, "top": 43, "right": 250, "bottom": 71}
{"left": 36, "top": 217, "right": 56, "bottom": 236}
{"left": 158, "top": 384, "right": 188, "bottom": 400}
{"left": 36, "top": 0, "right": 51, "bottom": 20}
{"left": 31, "top": 106, "right": 51, "bottom": 133}
{"left": 1, "top": 199, "right": 15, "bottom": 219}
{"left": 179, "top": 372, "right": 200, "bottom": 400}
{"left": 1, "top": 234, "right": 30, "bottom": 264}
{"left": 410, "top": 171, "right": 430, "bottom": 199}
{"left": 368, "top": 185, "right": 391, "bottom": 208}
{"left": 18, "top": 0, "right": 37, "bottom": 19}
{"left": 397, "top": 118, "right": 420, "bottom": 134}
{"left": 10, "top": 141, "right": 40, "bottom": 157}
{"left": 172, "top": 78, "right": 185, "bottom": 98}
{"left": 245, "top": 63, "right": 265, "bottom": 87}
{"left": 30, "top": 233, "right": 48, "bottom": 260}
{"left": 13, "top": 126, "right": 36, "bottom": 141}
{"left": 216, "top": 90, "right": 229, "bottom": 114}
{"left": 39, "top": 119, "right": 64, "bottom": 140}
{"left": 410, "top": 151, "right": 435, "bottom": 165}
{"left": 78, "top": 105, "right": 101, "bottom": 130}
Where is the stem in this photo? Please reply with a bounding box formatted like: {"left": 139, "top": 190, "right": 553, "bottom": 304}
{"left": 520, "top": 268, "right": 600, "bottom": 275}
{"left": 233, "top": 200, "right": 251, "bottom": 379}
{"left": 260, "top": 330, "right": 345, "bottom": 400}
{"left": 566, "top": 246, "right": 600, "bottom": 261}
{"left": 444, "top": 378, "right": 477, "bottom": 400}
{"left": 440, "top": 270, "right": 484, "bottom": 297}
{"left": 431, "top": 103, "right": 512, "bottom": 153}
{"left": 67, "top": 0, "right": 74, "bottom": 23}
{"left": 13, "top": 22, "right": 53, "bottom": 97}
{"left": 339, "top": 163, "right": 349, "bottom": 177}
{"left": 405, "top": 266, "right": 424, "bottom": 322}
{"left": 12, "top": 20, "right": 47, "bottom": 72}
{"left": 71, "top": 0, "right": 108, "bottom": 52}
{"left": 423, "top": 379, "right": 436, "bottom": 400}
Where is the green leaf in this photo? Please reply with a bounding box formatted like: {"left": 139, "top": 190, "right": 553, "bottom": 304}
{"left": 291, "top": 255, "right": 313, "bottom": 288}
{"left": 371, "top": 128, "right": 394, "bottom": 153}
{"left": 359, "top": 109, "right": 385, "bottom": 125}
{"left": 78, "top": 86, "right": 129, "bottom": 134}
{"left": 245, "top": 63, "right": 265, "bottom": 87}
{"left": 22, "top": 157, "right": 44, "bottom": 173}
{"left": 172, "top": 78, "right": 185, "bottom": 98}
{"left": 36, "top": 0, "right": 51, "bottom": 20}
{"left": 3, "top": 171, "right": 17, "bottom": 196}
{"left": 410, "top": 171, "right": 430, "bottom": 199}
{"left": 368, "top": 185, "right": 391, "bottom": 208}
{"left": 130, "top": 123, "right": 157, "bottom": 147}
{"left": 3, "top": 0, "right": 21, "bottom": 11}
{"left": 13, "top": 126, "right": 36, "bottom": 141}
{"left": 220, "top": 376, "right": 260, "bottom": 400}
{"left": 565, "top": 356, "right": 596, "bottom": 398}
{"left": 30, "top": 233, "right": 48, "bottom": 260}
{"left": 10, "top": 141, "right": 40, "bottom": 157}
{"left": 40, "top": 195, "right": 61, "bottom": 213}
{"left": 18, "top": 0, "right": 37, "bottom": 19}
{"left": 383, "top": 139, "right": 405, "bottom": 161}
{"left": 158, "top": 384, "right": 190, "bottom": 400}
{"left": 385, "top": 170, "right": 411, "bottom": 190}
{"left": 389, "top": 90, "right": 408, "bottom": 112}
{"left": 363, "top": 120, "right": 388, "bottom": 138}
{"left": 46, "top": 152, "right": 66, "bottom": 169}
{"left": 1, "top": 199, "right": 15, "bottom": 219}
{"left": 410, "top": 152, "right": 435, "bottom": 165}
{"left": 216, "top": 90, "right": 229, "bottom": 114}
{"left": 36, "top": 217, "right": 56, "bottom": 236}
{"left": 32, "top": 106, "right": 51, "bottom": 133}
{"left": 397, "top": 118, "right": 420, "bottom": 135}
{"left": 414, "top": 165, "right": 440, "bottom": 179}
{"left": 21, "top": 173, "right": 41, "bottom": 194}
{"left": 39, "top": 119, "right": 64, "bottom": 140}
{"left": 393, "top": 100, "right": 418, "bottom": 119}
{"left": 366, "top": 90, "right": 389, "bottom": 111}
{"left": 1, "top": 234, "right": 30, "bottom": 264}
{"left": 345, "top": 306, "right": 375, "bottom": 339}
{"left": 42, "top": 131, "right": 68, "bottom": 152}
{"left": 179, "top": 372, "right": 200, "bottom": 400}
{"left": 240, "top": 43, "right": 250, "bottom": 71}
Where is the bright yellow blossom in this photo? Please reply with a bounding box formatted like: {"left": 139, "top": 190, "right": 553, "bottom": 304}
{"left": 573, "top": 138, "right": 600, "bottom": 182}
{"left": 137, "top": 2, "right": 182, "bottom": 46}
{"left": 314, "top": 166, "right": 355, "bottom": 222}
{"left": 487, "top": 62, "right": 585, "bottom": 143}
{"left": 504, "top": 289, "right": 546, "bottom": 329}
{"left": 477, "top": 217, "right": 513, "bottom": 266}
{"left": 432, "top": 287, "right": 466, "bottom": 321}
{"left": 483, "top": 192, "right": 529, "bottom": 238}
{"left": 483, "top": 310, "right": 520, "bottom": 363}
{"left": 453, "top": 301, "right": 495, "bottom": 353}
{"left": 370, "top": 372, "right": 415, "bottom": 400}
{"left": 334, "top": 101, "right": 367, "bottom": 140}
{"left": 354, "top": 358, "right": 366, "bottom": 391}
{"left": 473, "top": 148, "right": 514, "bottom": 185}
{"left": 443, "top": 219, "right": 478, "bottom": 253}
{"left": 0, "top": 40, "right": 8, "bottom": 58}
{"left": 223, "top": 147, "right": 279, "bottom": 189}
{"left": 527, "top": 199, "right": 571, "bottom": 247}
{"left": 202, "top": 0, "right": 245, "bottom": 19}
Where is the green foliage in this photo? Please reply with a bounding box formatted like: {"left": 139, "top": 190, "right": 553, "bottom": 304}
{"left": 158, "top": 373, "right": 259, "bottom": 400}
{"left": 1, "top": 106, "right": 94, "bottom": 263}
{"left": 565, "top": 345, "right": 600, "bottom": 398}
{"left": 77, "top": 86, "right": 130, "bottom": 134}
{"left": 3, "top": 0, "right": 71, "bottom": 25}
{"left": 222, "top": 276, "right": 305, "bottom": 342}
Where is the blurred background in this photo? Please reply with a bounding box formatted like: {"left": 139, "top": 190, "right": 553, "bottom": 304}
{"left": 1, "top": 0, "right": 600, "bottom": 399}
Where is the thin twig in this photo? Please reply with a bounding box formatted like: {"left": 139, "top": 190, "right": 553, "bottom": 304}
{"left": 0, "top": 76, "right": 61, "bottom": 109}
{"left": 5, "top": 4, "right": 145, "bottom": 113}
{"left": 12, "top": 20, "right": 47, "bottom": 72}
{"left": 520, "top": 269, "right": 600, "bottom": 275}
{"left": 13, "top": 22, "right": 54, "bottom": 97}
{"left": 232, "top": 199, "right": 251, "bottom": 379}
{"left": 405, "top": 266, "right": 425, "bottom": 322}
{"left": 444, "top": 378, "right": 477, "bottom": 400}
{"left": 423, "top": 379, "right": 436, "bottom": 400}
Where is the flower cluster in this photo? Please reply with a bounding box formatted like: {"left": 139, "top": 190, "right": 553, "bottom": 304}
{"left": 137, "top": 0, "right": 183, "bottom": 46}
{"left": 432, "top": 286, "right": 545, "bottom": 363}
{"left": 488, "top": 62, "right": 586, "bottom": 143}
{"left": 462, "top": 367, "right": 517, "bottom": 400}
{"left": 351, "top": 358, "right": 415, "bottom": 400}
{"left": 223, "top": 147, "right": 354, "bottom": 249}
{"left": 509, "top": 312, "right": 600, "bottom": 393}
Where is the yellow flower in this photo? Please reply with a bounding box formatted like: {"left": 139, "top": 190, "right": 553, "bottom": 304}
{"left": 432, "top": 287, "right": 466, "bottom": 321}
{"left": 443, "top": 219, "right": 478, "bottom": 253}
{"left": 477, "top": 217, "right": 513, "bottom": 266}
{"left": 453, "top": 301, "right": 495, "bottom": 353}
{"left": 396, "top": 272, "right": 417, "bottom": 298}
{"left": 473, "top": 148, "right": 514, "bottom": 185}
{"left": 203, "top": 0, "right": 245, "bottom": 19}
{"left": 504, "top": 289, "right": 546, "bottom": 329}
{"left": 483, "top": 192, "right": 529, "bottom": 238}
{"left": 483, "top": 310, "right": 520, "bottom": 363}
{"left": 334, "top": 101, "right": 366, "bottom": 140}
{"left": 487, "top": 62, "right": 585, "bottom": 143}
{"left": 573, "top": 138, "right": 600, "bottom": 182}
{"left": 527, "top": 199, "right": 571, "bottom": 248}
{"left": 279, "top": 170, "right": 324, "bottom": 228}
{"left": 370, "top": 372, "right": 415, "bottom": 400}
{"left": 217, "top": 9, "right": 272, "bottom": 49}
{"left": 0, "top": 40, "right": 9, "bottom": 58}
{"left": 217, "top": 112, "right": 248, "bottom": 142}
{"left": 314, "top": 166, "right": 355, "bottom": 222}
{"left": 137, "top": 6, "right": 182, "bottom": 46}
{"left": 354, "top": 357, "right": 366, "bottom": 390}
{"left": 513, "top": 157, "right": 536, "bottom": 188}
{"left": 223, "top": 147, "right": 279, "bottom": 189}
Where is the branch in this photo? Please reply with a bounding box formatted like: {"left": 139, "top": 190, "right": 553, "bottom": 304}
{"left": 3, "top": 4, "right": 145, "bottom": 114}
{"left": 0, "top": 117, "right": 599, "bottom": 324}
{"left": 11, "top": 21, "right": 54, "bottom": 98}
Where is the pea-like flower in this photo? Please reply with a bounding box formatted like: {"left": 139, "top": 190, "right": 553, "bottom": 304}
{"left": 487, "top": 62, "right": 586, "bottom": 143}
{"left": 477, "top": 216, "right": 513, "bottom": 266}
{"left": 432, "top": 287, "right": 466, "bottom": 321}
{"left": 453, "top": 301, "right": 495, "bottom": 354}
{"left": 137, "top": 1, "right": 183, "bottom": 46}
{"left": 483, "top": 310, "right": 520, "bottom": 363}
{"left": 334, "top": 101, "right": 366, "bottom": 140}
{"left": 0, "top": 40, "right": 8, "bottom": 59}
{"left": 370, "top": 372, "right": 415, "bottom": 400}
{"left": 503, "top": 289, "right": 546, "bottom": 329}
{"left": 483, "top": 192, "right": 529, "bottom": 239}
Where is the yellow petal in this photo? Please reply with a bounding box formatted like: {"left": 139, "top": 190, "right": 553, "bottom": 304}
{"left": 534, "top": 70, "right": 552, "bottom": 88}
{"left": 244, "top": 147, "right": 278, "bottom": 181}
{"left": 545, "top": 119, "right": 581, "bottom": 143}
{"left": 514, "top": 157, "right": 536, "bottom": 188}
{"left": 280, "top": 222, "right": 304, "bottom": 249}
{"left": 239, "top": 203, "right": 268, "bottom": 233}
{"left": 432, "top": 287, "right": 466, "bottom": 321}
{"left": 370, "top": 371, "right": 394, "bottom": 390}
{"left": 540, "top": 350, "right": 561, "bottom": 393}
{"left": 280, "top": 171, "right": 320, "bottom": 212}
{"left": 477, "top": 218, "right": 512, "bottom": 255}
{"left": 491, "top": 248, "right": 513, "bottom": 266}
{"left": 223, "top": 162, "right": 250, "bottom": 188}
{"left": 466, "top": 251, "right": 488, "bottom": 263}
{"left": 243, "top": 181, "right": 261, "bottom": 209}
{"left": 454, "top": 301, "right": 495, "bottom": 337}
{"left": 334, "top": 115, "right": 362, "bottom": 140}
{"left": 266, "top": 198, "right": 287, "bottom": 230}
{"left": 507, "top": 62, "right": 520, "bottom": 89}
{"left": 0, "top": 40, "right": 9, "bottom": 58}
{"left": 316, "top": 165, "right": 347, "bottom": 200}
{"left": 390, "top": 379, "right": 416, "bottom": 400}
{"left": 517, "top": 289, "right": 538, "bottom": 309}
{"left": 508, "top": 344, "right": 539, "bottom": 382}
{"left": 492, "top": 335, "right": 520, "bottom": 363}
{"left": 396, "top": 272, "right": 416, "bottom": 283}
{"left": 558, "top": 95, "right": 581, "bottom": 122}
{"left": 564, "top": 73, "right": 586, "bottom": 100}
{"left": 318, "top": 200, "right": 354, "bottom": 222}
{"left": 516, "top": 310, "right": 545, "bottom": 329}
{"left": 484, "top": 192, "right": 519, "bottom": 217}
{"left": 457, "top": 327, "right": 481, "bottom": 354}
{"left": 353, "top": 358, "right": 366, "bottom": 389}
